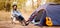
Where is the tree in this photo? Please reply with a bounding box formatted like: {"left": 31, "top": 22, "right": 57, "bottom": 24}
{"left": 32, "top": 0, "right": 34, "bottom": 9}
{"left": 5, "top": 0, "right": 11, "bottom": 12}
{"left": 37, "top": 0, "right": 41, "bottom": 8}
{"left": 18, "top": 0, "right": 27, "bottom": 12}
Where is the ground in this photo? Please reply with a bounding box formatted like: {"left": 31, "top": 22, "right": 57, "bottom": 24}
{"left": 0, "top": 21, "right": 60, "bottom": 28}
{"left": 0, "top": 21, "right": 40, "bottom": 28}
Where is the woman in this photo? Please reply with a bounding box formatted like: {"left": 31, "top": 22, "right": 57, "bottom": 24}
{"left": 11, "top": 4, "right": 27, "bottom": 26}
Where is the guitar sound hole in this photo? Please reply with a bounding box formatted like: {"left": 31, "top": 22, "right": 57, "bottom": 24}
{"left": 48, "top": 19, "right": 50, "bottom": 21}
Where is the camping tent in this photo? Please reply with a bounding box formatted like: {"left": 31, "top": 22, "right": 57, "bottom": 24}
{"left": 29, "top": 3, "right": 60, "bottom": 26}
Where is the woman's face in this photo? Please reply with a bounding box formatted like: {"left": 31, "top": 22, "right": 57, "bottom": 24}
{"left": 13, "top": 6, "right": 17, "bottom": 10}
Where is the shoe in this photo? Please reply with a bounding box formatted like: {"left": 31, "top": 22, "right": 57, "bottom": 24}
{"left": 25, "top": 23, "right": 29, "bottom": 26}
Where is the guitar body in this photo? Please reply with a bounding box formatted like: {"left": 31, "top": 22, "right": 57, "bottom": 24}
{"left": 46, "top": 17, "right": 53, "bottom": 26}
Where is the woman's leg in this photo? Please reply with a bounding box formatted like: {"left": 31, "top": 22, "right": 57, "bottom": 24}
{"left": 18, "top": 15, "right": 28, "bottom": 26}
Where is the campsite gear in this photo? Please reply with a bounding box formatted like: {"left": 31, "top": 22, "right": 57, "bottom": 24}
{"left": 28, "top": 3, "right": 60, "bottom": 26}
{"left": 46, "top": 17, "right": 53, "bottom": 26}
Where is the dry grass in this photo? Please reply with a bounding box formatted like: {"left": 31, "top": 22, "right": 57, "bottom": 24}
{"left": 0, "top": 11, "right": 11, "bottom": 21}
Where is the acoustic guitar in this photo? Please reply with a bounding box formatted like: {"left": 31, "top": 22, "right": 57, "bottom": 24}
{"left": 46, "top": 17, "right": 53, "bottom": 26}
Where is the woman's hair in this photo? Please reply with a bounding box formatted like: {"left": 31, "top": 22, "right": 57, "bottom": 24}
{"left": 12, "top": 5, "right": 17, "bottom": 7}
